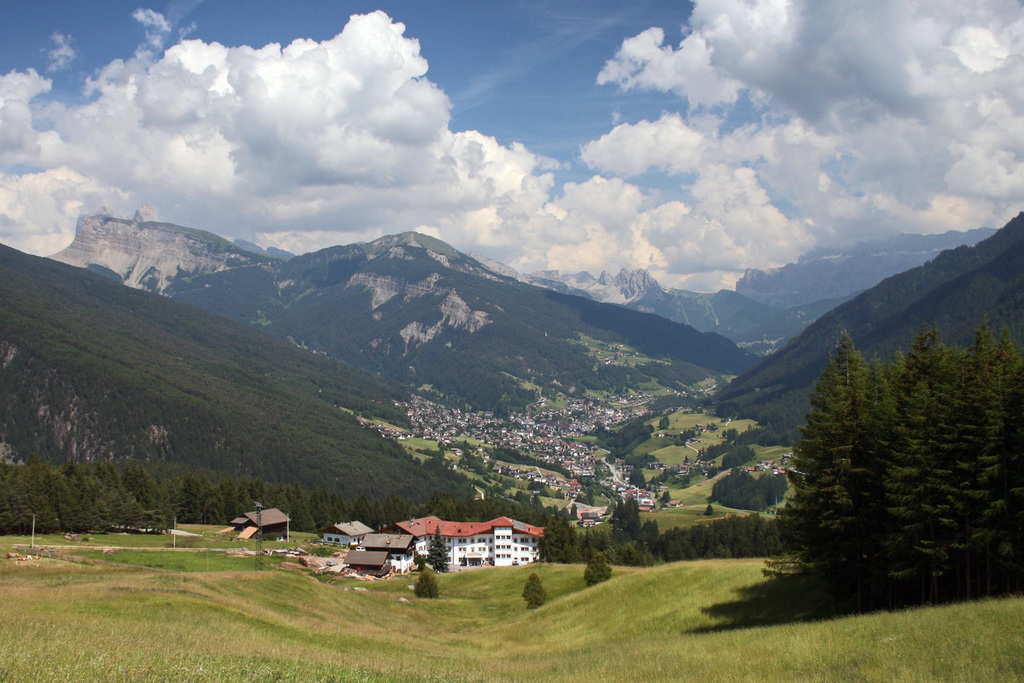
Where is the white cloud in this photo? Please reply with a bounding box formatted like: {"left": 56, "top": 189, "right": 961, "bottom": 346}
{"left": 0, "top": 69, "right": 52, "bottom": 162}
{"left": 2, "top": 4, "right": 1022, "bottom": 294}
{"left": 589, "top": 0, "right": 1024, "bottom": 277}
{"left": 0, "top": 12, "right": 566, "bottom": 268}
{"left": 46, "top": 33, "right": 78, "bottom": 73}
{"left": 133, "top": 8, "right": 171, "bottom": 50}
{"left": 0, "top": 167, "right": 125, "bottom": 255}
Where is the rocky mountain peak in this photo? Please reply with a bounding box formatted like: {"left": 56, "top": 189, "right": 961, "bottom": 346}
{"left": 50, "top": 211, "right": 262, "bottom": 294}
{"left": 589, "top": 268, "right": 661, "bottom": 304}
{"left": 133, "top": 205, "right": 159, "bottom": 222}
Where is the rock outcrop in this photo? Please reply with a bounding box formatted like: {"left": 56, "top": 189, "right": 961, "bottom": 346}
{"left": 51, "top": 211, "right": 265, "bottom": 294}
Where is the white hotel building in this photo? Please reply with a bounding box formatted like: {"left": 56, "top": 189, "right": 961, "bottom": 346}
{"left": 386, "top": 515, "right": 545, "bottom": 568}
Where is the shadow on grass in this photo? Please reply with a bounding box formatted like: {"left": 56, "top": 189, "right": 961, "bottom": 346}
{"left": 689, "top": 574, "right": 833, "bottom": 633}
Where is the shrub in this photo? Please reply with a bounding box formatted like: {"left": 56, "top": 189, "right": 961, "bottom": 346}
{"left": 584, "top": 552, "right": 612, "bottom": 586}
{"left": 522, "top": 572, "right": 547, "bottom": 609}
{"left": 414, "top": 568, "right": 440, "bottom": 598}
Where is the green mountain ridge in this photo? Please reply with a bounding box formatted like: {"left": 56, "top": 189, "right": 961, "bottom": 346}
{"left": 55, "top": 221, "right": 756, "bottom": 412}
{"left": 0, "top": 243, "right": 470, "bottom": 501}
{"left": 718, "top": 211, "right": 1024, "bottom": 438}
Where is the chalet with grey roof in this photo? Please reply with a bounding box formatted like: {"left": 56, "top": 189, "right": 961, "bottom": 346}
{"left": 320, "top": 520, "right": 374, "bottom": 546}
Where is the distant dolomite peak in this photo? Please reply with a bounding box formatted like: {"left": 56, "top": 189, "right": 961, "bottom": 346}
{"left": 50, "top": 211, "right": 260, "bottom": 294}
{"left": 133, "top": 205, "right": 159, "bottom": 222}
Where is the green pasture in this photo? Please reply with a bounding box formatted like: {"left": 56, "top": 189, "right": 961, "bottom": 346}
{"left": 754, "top": 445, "right": 792, "bottom": 461}
{"left": 1, "top": 555, "right": 1021, "bottom": 681}
{"left": 640, "top": 505, "right": 754, "bottom": 532}
{"left": 69, "top": 548, "right": 290, "bottom": 572}
{"left": 0, "top": 528, "right": 317, "bottom": 555}
{"left": 644, "top": 443, "right": 697, "bottom": 466}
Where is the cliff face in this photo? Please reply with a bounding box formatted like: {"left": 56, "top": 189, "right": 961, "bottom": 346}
{"left": 51, "top": 211, "right": 267, "bottom": 294}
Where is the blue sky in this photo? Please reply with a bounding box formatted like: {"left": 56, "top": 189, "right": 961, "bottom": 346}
{"left": 1, "top": 1, "right": 1022, "bottom": 290}
{"left": 4, "top": 1, "right": 687, "bottom": 157}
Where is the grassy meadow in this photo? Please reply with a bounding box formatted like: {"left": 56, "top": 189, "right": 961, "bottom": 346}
{"left": 2, "top": 552, "right": 1022, "bottom": 681}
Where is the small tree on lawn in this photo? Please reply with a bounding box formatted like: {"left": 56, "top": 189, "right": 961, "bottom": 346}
{"left": 415, "top": 567, "right": 440, "bottom": 598}
{"left": 427, "top": 527, "right": 449, "bottom": 573}
{"left": 584, "top": 552, "right": 612, "bottom": 586}
{"left": 522, "top": 572, "right": 547, "bottom": 609}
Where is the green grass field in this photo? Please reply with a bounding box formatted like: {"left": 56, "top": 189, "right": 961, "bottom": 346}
{"left": 1, "top": 554, "right": 1021, "bottom": 681}
{"left": 0, "top": 528, "right": 318, "bottom": 556}
{"left": 68, "top": 548, "right": 290, "bottom": 572}
{"left": 640, "top": 504, "right": 756, "bottom": 531}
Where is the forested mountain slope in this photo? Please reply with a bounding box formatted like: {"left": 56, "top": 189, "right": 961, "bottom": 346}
{"left": 0, "top": 243, "right": 468, "bottom": 501}
{"left": 718, "top": 212, "right": 1024, "bottom": 439}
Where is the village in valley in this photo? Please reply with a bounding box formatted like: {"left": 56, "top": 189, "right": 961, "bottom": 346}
{"left": 384, "top": 393, "right": 791, "bottom": 512}
{"left": 266, "top": 388, "right": 794, "bottom": 580}
{"left": 5, "top": 386, "right": 792, "bottom": 583}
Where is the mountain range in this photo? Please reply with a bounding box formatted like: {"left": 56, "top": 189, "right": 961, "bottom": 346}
{"left": 718, "top": 212, "right": 1024, "bottom": 440}
{"left": 475, "top": 228, "right": 992, "bottom": 354}
{"left": 735, "top": 228, "right": 996, "bottom": 308}
{"left": 43, "top": 208, "right": 1019, "bottom": 447}
{"left": 52, "top": 215, "right": 754, "bottom": 413}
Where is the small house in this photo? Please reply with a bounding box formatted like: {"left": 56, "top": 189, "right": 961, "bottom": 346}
{"left": 342, "top": 550, "right": 391, "bottom": 577}
{"left": 228, "top": 507, "right": 290, "bottom": 541}
{"left": 320, "top": 521, "right": 374, "bottom": 546}
{"left": 359, "top": 533, "right": 416, "bottom": 574}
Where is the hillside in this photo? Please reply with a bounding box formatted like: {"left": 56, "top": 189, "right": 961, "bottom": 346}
{"left": 54, "top": 217, "right": 755, "bottom": 412}
{"left": 718, "top": 212, "right": 1024, "bottom": 438}
{"left": 0, "top": 243, "right": 469, "bottom": 500}
{"left": 1, "top": 555, "right": 1021, "bottom": 681}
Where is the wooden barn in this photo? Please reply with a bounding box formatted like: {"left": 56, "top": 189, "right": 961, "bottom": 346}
{"left": 227, "top": 507, "right": 290, "bottom": 541}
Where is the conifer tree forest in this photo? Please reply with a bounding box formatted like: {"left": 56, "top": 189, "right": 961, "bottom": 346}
{"left": 780, "top": 325, "right": 1024, "bottom": 612}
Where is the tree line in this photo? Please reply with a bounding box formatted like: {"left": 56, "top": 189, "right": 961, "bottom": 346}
{"left": 2, "top": 449, "right": 783, "bottom": 568}
{"left": 0, "top": 459, "right": 551, "bottom": 537}
{"left": 540, "top": 498, "right": 782, "bottom": 565}
{"left": 780, "top": 325, "right": 1024, "bottom": 612}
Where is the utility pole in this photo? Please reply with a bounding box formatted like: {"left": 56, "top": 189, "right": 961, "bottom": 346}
{"left": 254, "top": 502, "right": 264, "bottom": 571}
{"left": 31, "top": 513, "right": 35, "bottom": 550}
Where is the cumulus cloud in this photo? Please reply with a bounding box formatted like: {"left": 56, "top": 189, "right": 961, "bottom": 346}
{"left": 0, "top": 69, "right": 53, "bottom": 161}
{"left": 591, "top": 0, "right": 1024, "bottom": 280}
{"left": 0, "top": 12, "right": 564, "bottom": 268}
{"left": 2, "top": 4, "right": 1022, "bottom": 293}
{"left": 0, "top": 168, "right": 124, "bottom": 255}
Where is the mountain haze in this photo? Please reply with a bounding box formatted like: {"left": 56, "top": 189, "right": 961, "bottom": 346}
{"left": 735, "top": 228, "right": 997, "bottom": 308}
{"left": 475, "top": 260, "right": 848, "bottom": 354}
{"left": 479, "top": 229, "right": 994, "bottom": 354}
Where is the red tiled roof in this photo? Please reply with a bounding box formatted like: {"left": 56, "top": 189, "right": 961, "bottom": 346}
{"left": 391, "top": 516, "right": 544, "bottom": 538}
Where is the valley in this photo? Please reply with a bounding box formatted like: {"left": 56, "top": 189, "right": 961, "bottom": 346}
{"left": 376, "top": 388, "right": 789, "bottom": 527}
{"left": 2, "top": 4, "right": 1020, "bottom": 679}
